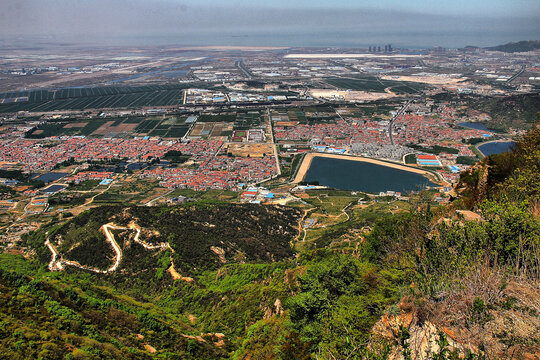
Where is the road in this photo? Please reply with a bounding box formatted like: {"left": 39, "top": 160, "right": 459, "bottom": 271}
{"left": 235, "top": 60, "right": 254, "bottom": 79}
{"left": 507, "top": 65, "right": 525, "bottom": 83}
{"left": 388, "top": 100, "right": 412, "bottom": 145}
{"left": 45, "top": 221, "right": 169, "bottom": 273}
{"left": 267, "top": 108, "right": 282, "bottom": 176}
{"left": 145, "top": 189, "right": 176, "bottom": 206}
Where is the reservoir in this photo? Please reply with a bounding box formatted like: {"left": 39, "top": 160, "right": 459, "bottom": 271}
{"left": 303, "top": 156, "right": 437, "bottom": 193}
{"left": 32, "top": 172, "right": 69, "bottom": 183}
{"left": 458, "top": 122, "right": 490, "bottom": 131}
{"left": 478, "top": 141, "right": 516, "bottom": 156}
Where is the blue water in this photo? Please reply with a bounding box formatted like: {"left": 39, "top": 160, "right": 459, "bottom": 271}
{"left": 33, "top": 172, "right": 69, "bottom": 183}
{"left": 478, "top": 141, "right": 516, "bottom": 156}
{"left": 303, "top": 157, "right": 437, "bottom": 194}
{"left": 42, "top": 184, "right": 67, "bottom": 193}
{"left": 458, "top": 122, "right": 490, "bottom": 131}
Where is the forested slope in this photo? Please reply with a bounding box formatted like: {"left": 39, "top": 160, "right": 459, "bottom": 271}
{"left": 0, "top": 127, "right": 539, "bottom": 359}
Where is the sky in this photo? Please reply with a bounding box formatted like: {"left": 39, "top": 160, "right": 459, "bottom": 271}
{"left": 1, "top": 0, "right": 538, "bottom": 48}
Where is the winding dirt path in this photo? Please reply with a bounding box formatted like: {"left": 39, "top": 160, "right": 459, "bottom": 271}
{"left": 45, "top": 222, "right": 125, "bottom": 273}
{"left": 44, "top": 221, "right": 173, "bottom": 274}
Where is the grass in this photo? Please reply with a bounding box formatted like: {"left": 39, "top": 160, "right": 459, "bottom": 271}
{"left": 404, "top": 154, "right": 417, "bottom": 164}
{"left": 471, "top": 145, "right": 485, "bottom": 159}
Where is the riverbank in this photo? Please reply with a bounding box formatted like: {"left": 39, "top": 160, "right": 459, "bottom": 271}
{"left": 293, "top": 153, "right": 433, "bottom": 183}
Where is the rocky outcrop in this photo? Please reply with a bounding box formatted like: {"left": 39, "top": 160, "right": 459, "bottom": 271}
{"left": 372, "top": 279, "right": 540, "bottom": 360}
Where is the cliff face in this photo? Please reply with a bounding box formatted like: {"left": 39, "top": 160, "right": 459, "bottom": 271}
{"left": 369, "top": 127, "right": 540, "bottom": 360}
{"left": 372, "top": 278, "right": 540, "bottom": 359}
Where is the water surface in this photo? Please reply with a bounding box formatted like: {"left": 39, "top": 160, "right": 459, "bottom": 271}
{"left": 478, "top": 141, "right": 515, "bottom": 156}
{"left": 33, "top": 172, "right": 69, "bottom": 183}
{"left": 303, "top": 157, "right": 437, "bottom": 193}
{"left": 458, "top": 122, "right": 490, "bottom": 131}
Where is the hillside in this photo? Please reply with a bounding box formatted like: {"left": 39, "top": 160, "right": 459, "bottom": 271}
{"left": 485, "top": 40, "right": 540, "bottom": 53}
{"left": 431, "top": 92, "right": 540, "bottom": 131}
{"left": 43, "top": 203, "right": 302, "bottom": 278}
{"left": 1, "top": 128, "right": 539, "bottom": 359}
{"left": 468, "top": 93, "right": 540, "bottom": 131}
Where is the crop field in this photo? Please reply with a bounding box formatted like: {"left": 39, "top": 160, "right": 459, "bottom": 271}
{"left": 134, "top": 120, "right": 159, "bottom": 133}
{"left": 149, "top": 129, "right": 168, "bottom": 136}
{"left": 325, "top": 77, "right": 427, "bottom": 94}
{"left": 25, "top": 115, "right": 193, "bottom": 139}
{"left": 188, "top": 122, "right": 232, "bottom": 139}
{"left": 0, "top": 84, "right": 191, "bottom": 113}
{"left": 234, "top": 112, "right": 264, "bottom": 130}
{"left": 27, "top": 123, "right": 79, "bottom": 138}
{"left": 352, "top": 104, "right": 396, "bottom": 117}
{"left": 164, "top": 125, "right": 190, "bottom": 138}
{"left": 287, "top": 111, "right": 307, "bottom": 122}
{"left": 198, "top": 114, "right": 237, "bottom": 122}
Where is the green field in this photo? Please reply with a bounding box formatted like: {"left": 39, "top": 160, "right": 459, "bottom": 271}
{"left": 25, "top": 115, "right": 192, "bottom": 138}
{"left": 325, "top": 76, "right": 428, "bottom": 94}
{"left": 135, "top": 120, "right": 159, "bottom": 132}
{"left": 234, "top": 112, "right": 263, "bottom": 130}
{"left": 165, "top": 125, "right": 190, "bottom": 138}
{"left": 198, "top": 114, "right": 237, "bottom": 122}
{"left": 0, "top": 84, "right": 192, "bottom": 113}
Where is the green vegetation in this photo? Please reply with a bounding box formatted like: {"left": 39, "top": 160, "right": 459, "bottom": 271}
{"left": 468, "top": 93, "right": 539, "bottom": 131}
{"left": 68, "top": 180, "right": 100, "bottom": 191}
{"left": 325, "top": 76, "right": 429, "bottom": 94}
{"left": 0, "top": 184, "right": 15, "bottom": 197}
{"left": 407, "top": 144, "right": 459, "bottom": 154}
{"left": 198, "top": 114, "right": 236, "bottom": 122}
{"left": 163, "top": 150, "right": 191, "bottom": 164}
{"left": 0, "top": 169, "right": 44, "bottom": 188}
{"left": 456, "top": 156, "right": 478, "bottom": 165}
{"left": 485, "top": 40, "right": 540, "bottom": 53}
{"left": 404, "top": 153, "right": 417, "bottom": 164}
{"left": 1, "top": 127, "right": 539, "bottom": 358}
{"left": 234, "top": 112, "right": 263, "bottom": 130}
{"left": 0, "top": 85, "right": 194, "bottom": 113}
{"left": 46, "top": 204, "right": 302, "bottom": 275}
{"left": 462, "top": 137, "right": 486, "bottom": 145}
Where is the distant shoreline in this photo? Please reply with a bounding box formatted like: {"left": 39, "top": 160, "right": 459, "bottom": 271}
{"left": 293, "top": 152, "right": 433, "bottom": 184}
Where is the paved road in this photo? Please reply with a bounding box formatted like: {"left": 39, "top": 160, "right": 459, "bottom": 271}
{"left": 235, "top": 60, "right": 254, "bottom": 79}
{"left": 507, "top": 65, "right": 525, "bottom": 83}
{"left": 388, "top": 100, "right": 412, "bottom": 145}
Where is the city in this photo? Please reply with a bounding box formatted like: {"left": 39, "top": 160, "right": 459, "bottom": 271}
{"left": 0, "top": 0, "right": 539, "bottom": 358}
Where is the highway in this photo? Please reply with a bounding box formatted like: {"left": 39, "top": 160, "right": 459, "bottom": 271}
{"left": 235, "top": 60, "right": 254, "bottom": 79}
{"left": 507, "top": 65, "right": 525, "bottom": 83}
{"left": 388, "top": 100, "right": 412, "bottom": 145}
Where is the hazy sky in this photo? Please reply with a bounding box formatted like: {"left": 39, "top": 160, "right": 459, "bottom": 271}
{"left": 1, "top": 0, "right": 538, "bottom": 48}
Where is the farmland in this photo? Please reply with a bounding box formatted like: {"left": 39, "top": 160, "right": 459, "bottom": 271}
{"left": 325, "top": 76, "right": 428, "bottom": 94}
{"left": 234, "top": 112, "right": 264, "bottom": 130}
{"left": 26, "top": 115, "right": 191, "bottom": 138}
{"left": 0, "top": 84, "right": 193, "bottom": 113}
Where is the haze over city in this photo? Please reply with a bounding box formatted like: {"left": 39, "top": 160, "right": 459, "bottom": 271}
{"left": 0, "top": 1, "right": 539, "bottom": 359}
{"left": 1, "top": 0, "right": 539, "bottom": 48}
